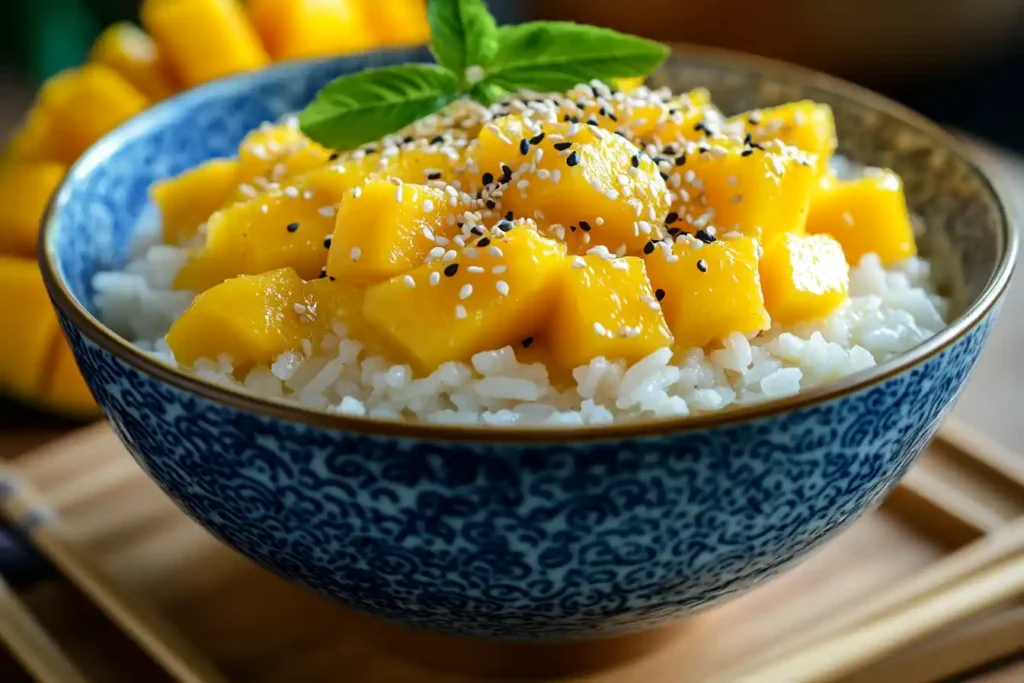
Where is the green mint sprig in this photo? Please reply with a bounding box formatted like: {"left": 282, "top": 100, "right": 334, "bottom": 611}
{"left": 298, "top": 0, "right": 669, "bottom": 151}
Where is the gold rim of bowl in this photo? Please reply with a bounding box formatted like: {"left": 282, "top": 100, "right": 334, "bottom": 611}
{"left": 39, "top": 44, "right": 1020, "bottom": 443}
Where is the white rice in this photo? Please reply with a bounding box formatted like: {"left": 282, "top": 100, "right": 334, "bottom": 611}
{"left": 93, "top": 221, "right": 949, "bottom": 425}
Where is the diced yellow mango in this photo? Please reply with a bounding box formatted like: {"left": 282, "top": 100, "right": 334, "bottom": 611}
{"left": 167, "top": 267, "right": 309, "bottom": 367}
{"left": 235, "top": 122, "right": 332, "bottom": 194}
{"left": 760, "top": 233, "right": 849, "bottom": 325}
{"left": 141, "top": 0, "right": 270, "bottom": 87}
{"left": 473, "top": 115, "right": 670, "bottom": 253}
{"left": 303, "top": 278, "right": 397, "bottom": 359}
{"left": 37, "top": 65, "right": 149, "bottom": 164}
{"left": 247, "top": 0, "right": 377, "bottom": 60}
{"left": 370, "top": 0, "right": 430, "bottom": 46}
{"left": 40, "top": 339, "right": 98, "bottom": 418}
{"left": 645, "top": 88, "right": 721, "bottom": 144}
{"left": 613, "top": 77, "right": 645, "bottom": 92}
{"left": 327, "top": 181, "right": 449, "bottom": 284}
{"left": 3, "top": 107, "right": 62, "bottom": 164}
{"left": 673, "top": 138, "right": 816, "bottom": 245}
{"left": 364, "top": 225, "right": 566, "bottom": 370}
{"left": 644, "top": 236, "right": 769, "bottom": 349}
{"left": 730, "top": 101, "right": 837, "bottom": 174}
{"left": 0, "top": 256, "right": 60, "bottom": 400}
{"left": 151, "top": 158, "right": 239, "bottom": 245}
{"left": 547, "top": 255, "right": 673, "bottom": 370}
{"left": 805, "top": 169, "right": 917, "bottom": 266}
{"left": 0, "top": 163, "right": 66, "bottom": 256}
{"left": 89, "top": 22, "right": 177, "bottom": 101}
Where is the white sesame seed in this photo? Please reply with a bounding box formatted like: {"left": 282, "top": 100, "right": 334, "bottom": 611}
{"left": 595, "top": 216, "right": 605, "bottom": 226}
{"left": 293, "top": 303, "right": 307, "bottom": 314}
{"left": 463, "top": 247, "right": 479, "bottom": 259}
{"left": 843, "top": 212, "right": 855, "bottom": 226}
{"left": 428, "top": 246, "right": 445, "bottom": 259}
{"left": 240, "top": 183, "right": 257, "bottom": 197}
{"left": 612, "top": 260, "right": 629, "bottom": 271}
{"left": 443, "top": 249, "right": 458, "bottom": 263}
{"left": 350, "top": 247, "right": 361, "bottom": 261}
{"left": 422, "top": 227, "right": 435, "bottom": 241}
{"left": 429, "top": 271, "right": 441, "bottom": 286}
{"left": 455, "top": 305, "right": 468, "bottom": 319}
{"left": 495, "top": 280, "right": 510, "bottom": 296}
{"left": 395, "top": 185, "right": 404, "bottom": 202}
{"left": 317, "top": 206, "right": 336, "bottom": 217}
{"left": 552, "top": 169, "right": 562, "bottom": 183}
{"left": 403, "top": 275, "right": 416, "bottom": 288}
{"left": 468, "top": 265, "right": 485, "bottom": 273}
{"left": 423, "top": 199, "right": 435, "bottom": 212}
{"left": 491, "top": 265, "right": 507, "bottom": 274}
{"left": 260, "top": 204, "right": 269, "bottom": 214}
{"left": 594, "top": 322, "right": 608, "bottom": 336}
{"left": 284, "top": 186, "right": 299, "bottom": 198}
{"left": 390, "top": 177, "right": 403, "bottom": 186}
{"left": 605, "top": 189, "right": 619, "bottom": 200}
{"left": 571, "top": 256, "right": 586, "bottom": 269}
{"left": 459, "top": 284, "right": 473, "bottom": 299}
{"left": 488, "top": 246, "right": 503, "bottom": 258}
{"left": 435, "top": 235, "right": 450, "bottom": 246}
{"left": 352, "top": 186, "right": 363, "bottom": 198}
{"left": 303, "top": 189, "right": 314, "bottom": 200}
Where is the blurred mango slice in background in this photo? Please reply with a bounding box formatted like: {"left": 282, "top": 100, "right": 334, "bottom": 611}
{"left": 0, "top": 0, "right": 431, "bottom": 419}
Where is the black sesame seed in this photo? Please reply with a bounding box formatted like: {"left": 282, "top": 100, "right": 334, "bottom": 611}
{"left": 697, "top": 259, "right": 708, "bottom": 273}
{"left": 482, "top": 172, "right": 494, "bottom": 185}
{"left": 566, "top": 151, "right": 580, "bottom": 167}
{"left": 615, "top": 130, "right": 628, "bottom": 138}
{"left": 430, "top": 135, "right": 445, "bottom": 144}
{"left": 693, "top": 121, "right": 707, "bottom": 133}
{"left": 457, "top": 222, "right": 465, "bottom": 228}
{"left": 663, "top": 144, "right": 678, "bottom": 155}
{"left": 501, "top": 164, "right": 513, "bottom": 181}
{"left": 444, "top": 263, "right": 459, "bottom": 277}
{"left": 587, "top": 119, "right": 599, "bottom": 127}
{"left": 665, "top": 211, "right": 679, "bottom": 224}
{"left": 319, "top": 267, "right": 327, "bottom": 279}
{"left": 631, "top": 154, "right": 640, "bottom": 168}
{"left": 286, "top": 222, "right": 299, "bottom": 232}
{"left": 522, "top": 336, "right": 534, "bottom": 348}
{"left": 695, "top": 229, "right": 716, "bottom": 244}
{"left": 698, "top": 144, "right": 710, "bottom": 154}
{"left": 643, "top": 241, "right": 656, "bottom": 255}
{"left": 471, "top": 226, "right": 484, "bottom": 236}
{"left": 362, "top": 145, "right": 377, "bottom": 154}
{"left": 607, "top": 112, "right": 618, "bottom": 122}
{"left": 659, "top": 171, "right": 669, "bottom": 181}
{"left": 497, "top": 220, "right": 514, "bottom": 232}
{"left": 505, "top": 210, "right": 514, "bottom": 221}
{"left": 427, "top": 172, "right": 442, "bottom": 180}
{"left": 675, "top": 154, "right": 687, "bottom": 166}
{"left": 403, "top": 135, "right": 414, "bottom": 144}
{"left": 667, "top": 228, "right": 682, "bottom": 237}
{"left": 751, "top": 142, "right": 765, "bottom": 150}
{"left": 329, "top": 275, "right": 336, "bottom": 281}
{"left": 519, "top": 138, "right": 530, "bottom": 155}
{"left": 589, "top": 85, "right": 600, "bottom": 98}
{"left": 328, "top": 152, "right": 339, "bottom": 161}
{"left": 668, "top": 108, "right": 680, "bottom": 116}
{"left": 553, "top": 141, "right": 573, "bottom": 151}
{"left": 323, "top": 236, "right": 332, "bottom": 249}
{"left": 529, "top": 132, "right": 545, "bottom": 145}
{"left": 579, "top": 220, "right": 591, "bottom": 232}
{"left": 485, "top": 199, "right": 496, "bottom": 210}
{"left": 569, "top": 224, "right": 577, "bottom": 232}
{"left": 741, "top": 149, "right": 754, "bottom": 157}
{"left": 743, "top": 132, "right": 753, "bottom": 146}
{"left": 655, "top": 288, "right": 666, "bottom": 301}
{"left": 477, "top": 237, "right": 492, "bottom": 247}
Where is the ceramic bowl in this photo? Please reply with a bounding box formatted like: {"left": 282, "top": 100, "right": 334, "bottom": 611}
{"left": 40, "top": 46, "right": 1017, "bottom": 640}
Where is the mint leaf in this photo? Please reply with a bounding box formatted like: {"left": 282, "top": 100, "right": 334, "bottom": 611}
{"left": 299, "top": 65, "right": 460, "bottom": 151}
{"left": 484, "top": 22, "right": 668, "bottom": 93}
{"left": 428, "top": 0, "right": 498, "bottom": 81}
{"left": 470, "top": 80, "right": 507, "bottom": 106}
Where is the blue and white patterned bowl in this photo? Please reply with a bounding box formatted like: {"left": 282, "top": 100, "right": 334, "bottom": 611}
{"left": 39, "top": 46, "right": 1017, "bottom": 640}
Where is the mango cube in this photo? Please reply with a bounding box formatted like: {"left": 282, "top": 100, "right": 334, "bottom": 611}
{"left": 247, "top": 0, "right": 377, "bottom": 60}
{"left": 644, "top": 236, "right": 769, "bottom": 349}
{"left": 89, "top": 22, "right": 177, "bottom": 101}
{"left": 806, "top": 169, "right": 917, "bottom": 266}
{"left": 760, "top": 233, "right": 849, "bottom": 325}
{"left": 730, "top": 101, "right": 837, "bottom": 173}
{"left": 167, "top": 267, "right": 309, "bottom": 366}
{"left": 141, "top": 0, "right": 270, "bottom": 87}
{"left": 0, "top": 163, "right": 66, "bottom": 256}
{"left": 327, "top": 181, "right": 449, "bottom": 284}
{"left": 674, "top": 138, "right": 816, "bottom": 245}
{"left": 547, "top": 255, "right": 673, "bottom": 370}
{"left": 151, "top": 158, "right": 239, "bottom": 245}
{"left": 0, "top": 256, "right": 60, "bottom": 400}
{"left": 236, "top": 122, "right": 332, "bottom": 192}
{"left": 364, "top": 226, "right": 566, "bottom": 370}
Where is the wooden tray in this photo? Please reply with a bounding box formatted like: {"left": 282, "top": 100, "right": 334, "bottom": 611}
{"left": 1, "top": 422, "right": 1023, "bottom": 683}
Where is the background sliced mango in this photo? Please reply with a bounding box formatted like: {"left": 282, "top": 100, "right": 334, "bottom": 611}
{"left": 0, "top": 0, "right": 431, "bottom": 418}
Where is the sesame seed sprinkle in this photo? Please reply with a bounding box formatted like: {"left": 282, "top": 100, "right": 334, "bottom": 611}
{"left": 429, "top": 271, "right": 441, "bottom": 286}
{"left": 455, "top": 305, "right": 467, "bottom": 319}
{"left": 459, "top": 284, "right": 474, "bottom": 299}
{"left": 403, "top": 275, "right": 416, "bottom": 288}
{"left": 286, "top": 222, "right": 299, "bottom": 233}
{"left": 350, "top": 247, "right": 361, "bottom": 261}
{"left": 495, "top": 280, "right": 510, "bottom": 296}
{"left": 444, "top": 263, "right": 459, "bottom": 277}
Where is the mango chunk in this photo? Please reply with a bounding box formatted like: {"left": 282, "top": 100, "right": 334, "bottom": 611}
{"left": 151, "top": 158, "right": 239, "bottom": 245}
{"left": 760, "top": 233, "right": 849, "bottom": 325}
{"left": 371, "top": 0, "right": 431, "bottom": 47}
{"left": 0, "top": 256, "right": 60, "bottom": 400}
{"left": 174, "top": 169, "right": 351, "bottom": 291}
{"left": 327, "top": 180, "right": 449, "bottom": 284}
{"left": 364, "top": 225, "right": 566, "bottom": 370}
{"left": 0, "top": 163, "right": 66, "bottom": 256}
{"left": 673, "top": 138, "right": 816, "bottom": 245}
{"left": 644, "top": 236, "right": 769, "bottom": 349}
{"left": 806, "top": 169, "right": 917, "bottom": 266}
{"left": 730, "top": 101, "right": 837, "bottom": 174}
{"left": 547, "top": 255, "right": 673, "bottom": 370}
{"left": 474, "top": 115, "right": 670, "bottom": 253}
{"left": 303, "top": 278, "right": 397, "bottom": 359}
{"left": 141, "top": 0, "right": 270, "bottom": 87}
{"left": 236, "top": 122, "right": 332, "bottom": 194}
{"left": 167, "top": 267, "right": 309, "bottom": 367}
{"left": 89, "top": 22, "right": 177, "bottom": 101}
{"left": 3, "top": 108, "right": 62, "bottom": 164}
{"left": 645, "top": 88, "right": 723, "bottom": 144}
{"left": 37, "top": 65, "right": 149, "bottom": 164}
{"left": 41, "top": 339, "right": 98, "bottom": 418}
{"left": 247, "top": 0, "right": 377, "bottom": 60}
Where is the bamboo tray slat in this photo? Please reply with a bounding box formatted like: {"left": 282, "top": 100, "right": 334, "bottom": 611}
{"left": 0, "top": 421, "right": 1021, "bottom": 682}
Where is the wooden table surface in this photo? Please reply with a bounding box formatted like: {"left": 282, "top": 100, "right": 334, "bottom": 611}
{"left": 0, "top": 77, "right": 1021, "bottom": 681}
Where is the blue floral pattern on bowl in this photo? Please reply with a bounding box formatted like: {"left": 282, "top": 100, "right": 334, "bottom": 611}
{"left": 41, "top": 48, "right": 1016, "bottom": 639}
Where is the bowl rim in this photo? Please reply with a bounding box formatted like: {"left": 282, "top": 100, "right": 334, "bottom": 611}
{"left": 39, "top": 43, "right": 1019, "bottom": 443}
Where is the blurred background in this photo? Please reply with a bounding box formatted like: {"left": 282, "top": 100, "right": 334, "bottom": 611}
{"left": 4, "top": 0, "right": 1024, "bottom": 149}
